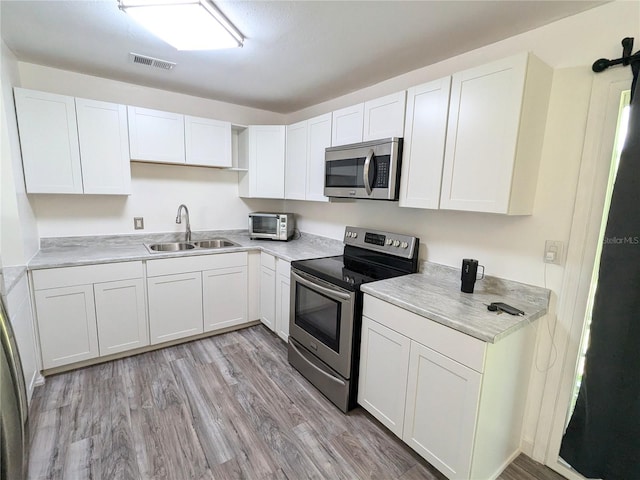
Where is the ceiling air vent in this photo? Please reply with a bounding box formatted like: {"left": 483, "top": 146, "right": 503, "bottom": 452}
{"left": 129, "top": 53, "right": 176, "bottom": 71}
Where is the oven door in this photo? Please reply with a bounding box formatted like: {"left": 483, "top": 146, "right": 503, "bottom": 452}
{"left": 289, "top": 269, "right": 356, "bottom": 378}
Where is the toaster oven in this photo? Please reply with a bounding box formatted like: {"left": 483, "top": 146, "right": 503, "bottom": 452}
{"left": 249, "top": 213, "right": 295, "bottom": 241}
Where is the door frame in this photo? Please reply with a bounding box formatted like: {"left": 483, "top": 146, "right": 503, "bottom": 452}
{"left": 530, "top": 68, "right": 632, "bottom": 478}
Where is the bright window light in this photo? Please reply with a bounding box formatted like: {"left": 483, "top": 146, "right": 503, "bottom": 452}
{"left": 118, "top": 0, "right": 244, "bottom": 50}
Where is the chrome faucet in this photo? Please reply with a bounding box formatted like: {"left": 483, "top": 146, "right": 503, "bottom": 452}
{"left": 175, "top": 204, "right": 191, "bottom": 242}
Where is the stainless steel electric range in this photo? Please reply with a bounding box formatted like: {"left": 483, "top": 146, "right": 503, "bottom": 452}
{"left": 288, "top": 226, "right": 420, "bottom": 412}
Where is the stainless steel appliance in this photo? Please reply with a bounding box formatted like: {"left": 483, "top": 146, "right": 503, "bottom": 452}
{"left": 249, "top": 212, "right": 295, "bottom": 241}
{"left": 324, "top": 137, "right": 403, "bottom": 200}
{"left": 288, "top": 226, "right": 419, "bottom": 412}
{"left": 1, "top": 297, "right": 29, "bottom": 479}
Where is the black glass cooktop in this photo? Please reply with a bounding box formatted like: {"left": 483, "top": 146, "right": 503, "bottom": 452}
{"left": 291, "top": 254, "right": 411, "bottom": 292}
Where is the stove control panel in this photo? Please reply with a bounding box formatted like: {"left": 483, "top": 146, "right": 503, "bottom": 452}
{"left": 344, "top": 226, "right": 418, "bottom": 259}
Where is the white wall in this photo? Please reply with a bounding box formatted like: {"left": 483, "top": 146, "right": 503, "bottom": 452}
{"left": 15, "top": 63, "right": 285, "bottom": 237}
{"left": 1, "top": 41, "right": 39, "bottom": 265}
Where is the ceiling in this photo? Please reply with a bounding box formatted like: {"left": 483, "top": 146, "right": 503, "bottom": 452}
{"left": 1, "top": 0, "right": 606, "bottom": 114}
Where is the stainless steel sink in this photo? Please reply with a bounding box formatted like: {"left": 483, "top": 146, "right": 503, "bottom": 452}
{"left": 145, "top": 238, "right": 239, "bottom": 253}
{"left": 147, "top": 242, "right": 195, "bottom": 252}
{"left": 194, "top": 239, "right": 238, "bottom": 249}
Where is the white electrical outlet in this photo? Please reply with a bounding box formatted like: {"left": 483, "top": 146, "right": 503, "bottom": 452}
{"left": 134, "top": 217, "right": 144, "bottom": 230}
{"left": 544, "top": 240, "right": 563, "bottom": 265}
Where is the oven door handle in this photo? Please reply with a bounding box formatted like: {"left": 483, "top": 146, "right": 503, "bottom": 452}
{"left": 291, "top": 270, "right": 352, "bottom": 301}
{"left": 289, "top": 340, "right": 346, "bottom": 387}
{"left": 363, "top": 148, "right": 374, "bottom": 196}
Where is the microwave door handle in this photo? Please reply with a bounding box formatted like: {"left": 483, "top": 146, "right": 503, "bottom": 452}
{"left": 363, "top": 149, "right": 374, "bottom": 196}
{"left": 291, "top": 271, "right": 352, "bottom": 301}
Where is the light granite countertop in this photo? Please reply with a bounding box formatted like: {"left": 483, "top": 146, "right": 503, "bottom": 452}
{"left": 29, "top": 230, "right": 344, "bottom": 270}
{"left": 361, "top": 262, "right": 550, "bottom": 343}
{"left": 28, "top": 230, "right": 549, "bottom": 344}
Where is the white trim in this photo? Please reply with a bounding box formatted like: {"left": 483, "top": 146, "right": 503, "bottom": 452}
{"left": 530, "top": 68, "right": 632, "bottom": 475}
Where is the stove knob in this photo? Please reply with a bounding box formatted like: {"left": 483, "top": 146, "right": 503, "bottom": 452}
{"left": 401, "top": 241, "right": 409, "bottom": 249}
{"left": 346, "top": 231, "right": 352, "bottom": 238}
{"left": 393, "top": 240, "right": 400, "bottom": 247}
{"left": 386, "top": 239, "right": 393, "bottom": 246}
{"left": 352, "top": 232, "right": 358, "bottom": 238}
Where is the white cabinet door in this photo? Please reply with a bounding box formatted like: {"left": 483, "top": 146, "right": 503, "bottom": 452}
{"left": 260, "top": 265, "right": 276, "bottom": 331}
{"left": 147, "top": 272, "right": 203, "bottom": 344}
{"left": 203, "top": 266, "right": 248, "bottom": 332}
{"left": 403, "top": 341, "right": 482, "bottom": 480}
{"left": 439, "top": 53, "right": 551, "bottom": 214}
{"left": 75, "top": 98, "right": 131, "bottom": 194}
{"left": 306, "top": 113, "right": 332, "bottom": 202}
{"left": 363, "top": 91, "right": 407, "bottom": 141}
{"left": 331, "top": 103, "right": 364, "bottom": 146}
{"left": 250, "top": 125, "right": 286, "bottom": 198}
{"left": 13, "top": 88, "right": 83, "bottom": 194}
{"left": 185, "top": 115, "right": 232, "bottom": 167}
{"left": 34, "top": 285, "right": 99, "bottom": 369}
{"left": 94, "top": 278, "right": 148, "bottom": 356}
{"left": 285, "top": 120, "right": 308, "bottom": 200}
{"left": 275, "top": 260, "right": 291, "bottom": 341}
{"left": 128, "top": 106, "right": 185, "bottom": 163}
{"left": 358, "top": 316, "right": 411, "bottom": 437}
{"left": 399, "top": 78, "right": 451, "bottom": 209}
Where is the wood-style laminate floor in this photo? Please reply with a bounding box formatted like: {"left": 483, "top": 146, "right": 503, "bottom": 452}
{"left": 28, "top": 325, "right": 565, "bottom": 480}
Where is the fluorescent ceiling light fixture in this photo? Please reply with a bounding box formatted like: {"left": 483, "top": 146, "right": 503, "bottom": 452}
{"left": 118, "top": 0, "right": 244, "bottom": 50}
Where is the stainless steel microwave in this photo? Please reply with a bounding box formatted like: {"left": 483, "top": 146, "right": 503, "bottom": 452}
{"left": 249, "top": 213, "right": 295, "bottom": 241}
{"left": 324, "top": 137, "right": 403, "bottom": 200}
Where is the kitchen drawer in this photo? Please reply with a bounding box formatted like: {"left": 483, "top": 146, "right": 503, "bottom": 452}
{"left": 260, "top": 252, "right": 276, "bottom": 270}
{"left": 363, "top": 294, "right": 486, "bottom": 373}
{"left": 146, "top": 252, "right": 247, "bottom": 277}
{"left": 32, "top": 261, "right": 143, "bottom": 290}
{"left": 276, "top": 258, "right": 290, "bottom": 278}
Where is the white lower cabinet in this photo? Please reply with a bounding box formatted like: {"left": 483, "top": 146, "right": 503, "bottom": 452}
{"left": 31, "top": 261, "right": 146, "bottom": 369}
{"left": 403, "top": 342, "right": 481, "bottom": 479}
{"left": 259, "top": 252, "right": 291, "bottom": 340}
{"left": 260, "top": 261, "right": 276, "bottom": 331}
{"left": 360, "top": 294, "right": 536, "bottom": 480}
{"left": 147, "top": 273, "right": 203, "bottom": 344}
{"left": 34, "top": 285, "right": 99, "bottom": 369}
{"left": 146, "top": 252, "right": 249, "bottom": 344}
{"left": 358, "top": 316, "right": 410, "bottom": 436}
{"left": 94, "top": 278, "right": 148, "bottom": 356}
{"left": 275, "top": 260, "right": 291, "bottom": 341}
{"left": 203, "top": 266, "right": 248, "bottom": 332}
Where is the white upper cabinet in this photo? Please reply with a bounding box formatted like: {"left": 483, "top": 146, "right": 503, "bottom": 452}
{"left": 14, "top": 88, "right": 131, "bottom": 195}
{"left": 285, "top": 120, "right": 308, "bottom": 200}
{"left": 127, "top": 106, "right": 186, "bottom": 164}
{"left": 283, "top": 113, "right": 332, "bottom": 202}
{"left": 238, "top": 125, "right": 286, "bottom": 199}
{"left": 129, "top": 107, "right": 233, "bottom": 167}
{"left": 75, "top": 98, "right": 131, "bottom": 194}
{"left": 331, "top": 103, "right": 364, "bottom": 146}
{"left": 363, "top": 91, "right": 407, "bottom": 141}
{"left": 14, "top": 88, "right": 83, "bottom": 194}
{"left": 439, "top": 53, "right": 552, "bottom": 214}
{"left": 306, "top": 113, "right": 332, "bottom": 202}
{"left": 399, "top": 77, "right": 451, "bottom": 209}
{"left": 184, "top": 115, "right": 232, "bottom": 167}
{"left": 332, "top": 92, "right": 406, "bottom": 147}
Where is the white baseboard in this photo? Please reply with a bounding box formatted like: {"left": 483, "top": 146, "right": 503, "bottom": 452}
{"left": 521, "top": 438, "right": 535, "bottom": 457}
{"left": 489, "top": 449, "right": 522, "bottom": 480}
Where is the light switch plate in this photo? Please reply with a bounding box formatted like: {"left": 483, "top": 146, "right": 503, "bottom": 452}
{"left": 134, "top": 217, "right": 144, "bottom": 230}
{"left": 544, "top": 240, "right": 563, "bottom": 265}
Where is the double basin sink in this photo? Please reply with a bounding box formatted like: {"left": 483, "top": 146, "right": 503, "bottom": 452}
{"left": 145, "top": 238, "right": 239, "bottom": 253}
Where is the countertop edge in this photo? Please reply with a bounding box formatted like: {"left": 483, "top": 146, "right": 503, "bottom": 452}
{"left": 361, "top": 283, "right": 548, "bottom": 344}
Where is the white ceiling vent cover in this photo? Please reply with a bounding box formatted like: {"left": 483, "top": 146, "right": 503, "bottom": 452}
{"left": 129, "top": 53, "right": 176, "bottom": 70}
